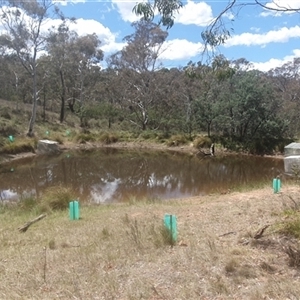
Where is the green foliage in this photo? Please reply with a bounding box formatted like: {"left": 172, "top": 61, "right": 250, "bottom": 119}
{"left": 139, "top": 130, "right": 154, "bottom": 140}
{"left": 217, "top": 135, "right": 288, "bottom": 154}
{"left": 132, "top": 3, "right": 154, "bottom": 22}
{"left": 132, "top": 0, "right": 183, "bottom": 29}
{"left": 83, "top": 105, "right": 103, "bottom": 120}
{"left": 201, "top": 29, "right": 231, "bottom": 47}
{"left": 18, "top": 196, "right": 38, "bottom": 212}
{"left": 247, "top": 138, "right": 281, "bottom": 155}
{"left": 279, "top": 213, "right": 300, "bottom": 239}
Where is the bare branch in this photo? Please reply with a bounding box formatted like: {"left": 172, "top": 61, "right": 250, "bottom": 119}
{"left": 254, "top": 0, "right": 300, "bottom": 13}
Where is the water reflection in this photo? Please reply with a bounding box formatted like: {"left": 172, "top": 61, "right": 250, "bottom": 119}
{"left": 0, "top": 189, "right": 18, "bottom": 201}
{"left": 0, "top": 148, "right": 284, "bottom": 203}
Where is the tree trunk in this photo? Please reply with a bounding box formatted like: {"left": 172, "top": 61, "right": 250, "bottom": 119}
{"left": 59, "top": 69, "right": 66, "bottom": 123}
{"left": 207, "top": 121, "right": 211, "bottom": 137}
{"left": 27, "top": 66, "right": 37, "bottom": 137}
{"left": 43, "top": 85, "right": 46, "bottom": 121}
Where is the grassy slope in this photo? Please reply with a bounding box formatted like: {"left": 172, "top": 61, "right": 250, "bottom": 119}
{"left": 1, "top": 184, "right": 300, "bottom": 299}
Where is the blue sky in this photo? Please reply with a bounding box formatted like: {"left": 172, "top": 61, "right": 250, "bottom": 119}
{"left": 3, "top": 0, "right": 300, "bottom": 71}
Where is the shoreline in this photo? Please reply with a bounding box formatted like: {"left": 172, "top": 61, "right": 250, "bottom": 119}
{"left": 0, "top": 140, "right": 284, "bottom": 166}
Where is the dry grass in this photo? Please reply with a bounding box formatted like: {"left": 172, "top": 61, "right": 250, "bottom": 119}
{"left": 1, "top": 185, "right": 300, "bottom": 299}
{"left": 0, "top": 137, "right": 36, "bottom": 154}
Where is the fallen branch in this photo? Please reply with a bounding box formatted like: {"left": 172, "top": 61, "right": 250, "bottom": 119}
{"left": 254, "top": 225, "right": 270, "bottom": 239}
{"left": 219, "top": 231, "right": 236, "bottom": 237}
{"left": 18, "top": 214, "right": 47, "bottom": 232}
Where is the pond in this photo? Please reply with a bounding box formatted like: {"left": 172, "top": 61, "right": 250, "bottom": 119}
{"left": 0, "top": 148, "right": 284, "bottom": 203}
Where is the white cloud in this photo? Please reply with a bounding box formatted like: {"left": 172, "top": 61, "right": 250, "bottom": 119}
{"left": 69, "top": 18, "right": 125, "bottom": 53}
{"left": 174, "top": 1, "right": 213, "bottom": 26}
{"left": 112, "top": 0, "right": 145, "bottom": 23}
{"left": 1, "top": 6, "right": 122, "bottom": 55}
{"left": 252, "top": 58, "right": 285, "bottom": 72}
{"left": 159, "top": 39, "right": 204, "bottom": 60}
{"left": 261, "top": 0, "right": 300, "bottom": 16}
{"left": 69, "top": 18, "right": 114, "bottom": 44}
{"left": 250, "top": 27, "right": 260, "bottom": 33}
{"left": 224, "top": 26, "right": 300, "bottom": 47}
{"left": 252, "top": 49, "right": 300, "bottom": 72}
{"left": 101, "top": 40, "right": 126, "bottom": 53}
{"left": 113, "top": 0, "right": 213, "bottom": 27}
{"left": 43, "top": 18, "right": 124, "bottom": 54}
{"left": 53, "top": 0, "right": 87, "bottom": 6}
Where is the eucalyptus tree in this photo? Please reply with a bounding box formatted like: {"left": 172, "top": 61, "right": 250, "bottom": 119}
{"left": 0, "top": 0, "right": 58, "bottom": 136}
{"left": 192, "top": 66, "right": 222, "bottom": 137}
{"left": 46, "top": 23, "right": 103, "bottom": 124}
{"left": 65, "top": 33, "right": 103, "bottom": 127}
{"left": 268, "top": 58, "right": 300, "bottom": 136}
{"left": 0, "top": 54, "right": 16, "bottom": 101}
{"left": 221, "top": 67, "right": 286, "bottom": 151}
{"left": 186, "top": 56, "right": 236, "bottom": 137}
{"left": 107, "top": 20, "right": 168, "bottom": 130}
{"left": 162, "top": 65, "right": 200, "bottom": 136}
{"left": 91, "top": 68, "right": 125, "bottom": 129}
{"left": 145, "top": 66, "right": 187, "bottom": 133}
{"left": 35, "top": 54, "right": 58, "bottom": 120}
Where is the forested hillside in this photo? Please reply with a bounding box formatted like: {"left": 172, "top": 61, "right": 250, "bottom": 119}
{"left": 0, "top": 1, "right": 298, "bottom": 154}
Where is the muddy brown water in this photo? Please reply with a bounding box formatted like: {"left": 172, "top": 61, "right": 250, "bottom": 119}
{"left": 0, "top": 148, "right": 284, "bottom": 203}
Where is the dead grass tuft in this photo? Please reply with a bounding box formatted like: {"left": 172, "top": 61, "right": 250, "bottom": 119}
{"left": 99, "top": 132, "right": 118, "bottom": 144}
{"left": 260, "top": 261, "right": 277, "bottom": 273}
{"left": 283, "top": 243, "right": 300, "bottom": 267}
{"left": 38, "top": 186, "right": 76, "bottom": 212}
{"left": 0, "top": 137, "right": 35, "bottom": 154}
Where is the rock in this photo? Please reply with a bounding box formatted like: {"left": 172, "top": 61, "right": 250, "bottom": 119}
{"left": 284, "top": 143, "right": 300, "bottom": 175}
{"left": 284, "top": 142, "right": 300, "bottom": 157}
{"left": 37, "top": 139, "right": 61, "bottom": 155}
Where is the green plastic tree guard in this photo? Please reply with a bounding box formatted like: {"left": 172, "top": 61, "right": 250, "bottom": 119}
{"left": 164, "top": 214, "right": 177, "bottom": 244}
{"left": 69, "top": 201, "right": 80, "bottom": 220}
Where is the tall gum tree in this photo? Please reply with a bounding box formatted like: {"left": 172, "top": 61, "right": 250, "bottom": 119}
{"left": 268, "top": 58, "right": 300, "bottom": 136}
{"left": 0, "top": 0, "right": 57, "bottom": 136}
{"left": 107, "top": 20, "right": 168, "bottom": 130}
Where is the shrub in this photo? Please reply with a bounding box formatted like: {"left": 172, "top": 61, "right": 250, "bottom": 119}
{"left": 279, "top": 215, "right": 300, "bottom": 239}
{"left": 18, "top": 196, "right": 38, "bottom": 211}
{"left": 0, "top": 138, "right": 35, "bottom": 154}
{"left": 166, "top": 134, "right": 188, "bottom": 147}
{"left": 99, "top": 132, "right": 118, "bottom": 144}
{"left": 139, "top": 130, "right": 157, "bottom": 140}
{"left": 39, "top": 186, "right": 76, "bottom": 212}
{"left": 74, "top": 132, "right": 96, "bottom": 143}
{"left": 0, "top": 124, "right": 18, "bottom": 136}
{"left": 0, "top": 107, "right": 11, "bottom": 119}
{"left": 193, "top": 136, "right": 212, "bottom": 149}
